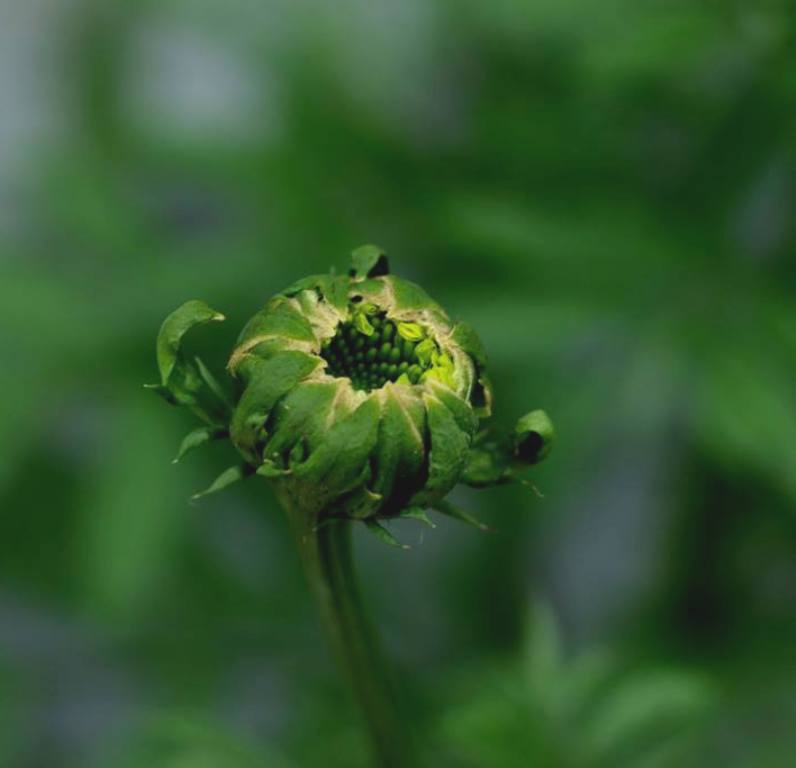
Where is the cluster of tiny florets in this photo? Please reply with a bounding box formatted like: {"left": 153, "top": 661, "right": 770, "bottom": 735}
{"left": 321, "top": 315, "right": 427, "bottom": 391}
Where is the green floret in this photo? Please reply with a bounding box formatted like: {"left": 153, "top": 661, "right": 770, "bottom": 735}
{"left": 320, "top": 307, "right": 445, "bottom": 392}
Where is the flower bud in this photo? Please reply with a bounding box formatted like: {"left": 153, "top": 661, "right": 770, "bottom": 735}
{"left": 150, "top": 246, "right": 552, "bottom": 534}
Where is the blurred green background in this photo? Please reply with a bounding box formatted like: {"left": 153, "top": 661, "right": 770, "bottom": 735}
{"left": 1, "top": 1, "right": 795, "bottom": 766}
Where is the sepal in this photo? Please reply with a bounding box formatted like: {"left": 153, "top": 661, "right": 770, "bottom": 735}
{"left": 174, "top": 426, "right": 228, "bottom": 464}
{"left": 397, "top": 507, "right": 436, "bottom": 528}
{"left": 432, "top": 499, "right": 492, "bottom": 532}
{"left": 191, "top": 464, "right": 254, "bottom": 501}
{"left": 364, "top": 519, "right": 410, "bottom": 550}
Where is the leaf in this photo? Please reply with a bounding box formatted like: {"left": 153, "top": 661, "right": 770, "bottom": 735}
{"left": 432, "top": 499, "right": 492, "bottom": 532}
{"left": 156, "top": 300, "right": 225, "bottom": 386}
{"left": 173, "top": 426, "right": 228, "bottom": 463}
{"left": 350, "top": 244, "right": 390, "bottom": 279}
{"left": 363, "top": 520, "right": 409, "bottom": 549}
{"left": 191, "top": 464, "right": 253, "bottom": 501}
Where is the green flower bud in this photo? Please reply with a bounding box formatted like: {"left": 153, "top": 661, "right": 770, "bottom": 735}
{"left": 514, "top": 410, "right": 555, "bottom": 465}
{"left": 462, "top": 409, "right": 555, "bottom": 489}
{"left": 150, "top": 245, "right": 552, "bottom": 535}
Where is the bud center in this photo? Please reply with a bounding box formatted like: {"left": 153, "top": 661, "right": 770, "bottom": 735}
{"left": 321, "top": 314, "right": 426, "bottom": 392}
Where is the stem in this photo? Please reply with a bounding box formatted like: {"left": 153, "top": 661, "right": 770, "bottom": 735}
{"left": 288, "top": 511, "right": 415, "bottom": 767}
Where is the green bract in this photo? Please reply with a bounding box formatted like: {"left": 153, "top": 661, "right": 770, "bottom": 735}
{"left": 149, "top": 246, "right": 552, "bottom": 540}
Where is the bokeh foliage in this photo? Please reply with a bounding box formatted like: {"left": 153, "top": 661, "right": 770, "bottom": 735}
{"left": 1, "top": 0, "right": 794, "bottom": 766}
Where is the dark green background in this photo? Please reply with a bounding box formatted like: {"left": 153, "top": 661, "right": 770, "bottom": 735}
{"left": 1, "top": 1, "right": 794, "bottom": 766}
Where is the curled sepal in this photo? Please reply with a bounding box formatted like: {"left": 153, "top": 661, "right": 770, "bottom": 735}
{"left": 451, "top": 322, "right": 493, "bottom": 417}
{"left": 191, "top": 464, "right": 254, "bottom": 501}
{"left": 463, "top": 410, "right": 555, "bottom": 489}
{"left": 152, "top": 300, "right": 230, "bottom": 425}
{"left": 158, "top": 300, "right": 224, "bottom": 381}
{"left": 350, "top": 244, "right": 390, "bottom": 279}
{"left": 364, "top": 520, "right": 410, "bottom": 550}
{"left": 174, "top": 426, "right": 228, "bottom": 464}
{"left": 514, "top": 410, "right": 555, "bottom": 465}
{"left": 432, "top": 499, "right": 493, "bottom": 533}
{"left": 397, "top": 507, "right": 436, "bottom": 529}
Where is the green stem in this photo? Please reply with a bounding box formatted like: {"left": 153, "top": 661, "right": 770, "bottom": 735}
{"left": 287, "top": 511, "right": 415, "bottom": 767}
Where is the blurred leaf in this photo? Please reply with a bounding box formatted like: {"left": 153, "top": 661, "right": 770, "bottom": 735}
{"left": 77, "top": 394, "right": 191, "bottom": 620}
{"left": 583, "top": 669, "right": 714, "bottom": 763}
{"left": 107, "top": 715, "right": 282, "bottom": 768}
{"left": 439, "top": 605, "right": 715, "bottom": 768}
